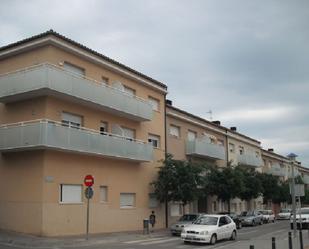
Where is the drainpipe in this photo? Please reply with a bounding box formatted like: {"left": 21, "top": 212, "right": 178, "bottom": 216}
{"left": 163, "top": 93, "right": 168, "bottom": 228}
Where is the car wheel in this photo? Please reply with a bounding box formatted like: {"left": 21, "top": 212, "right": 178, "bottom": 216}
{"left": 210, "top": 234, "right": 217, "bottom": 245}
{"left": 230, "top": 230, "right": 237, "bottom": 241}
{"left": 260, "top": 220, "right": 263, "bottom": 225}
{"left": 184, "top": 241, "right": 190, "bottom": 244}
{"left": 272, "top": 219, "right": 275, "bottom": 223}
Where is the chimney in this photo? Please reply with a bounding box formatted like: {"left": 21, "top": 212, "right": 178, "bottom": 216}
{"left": 230, "top": 127, "right": 237, "bottom": 131}
{"left": 212, "top": 121, "right": 221, "bottom": 126}
{"left": 268, "top": 148, "right": 274, "bottom": 152}
{"left": 166, "top": 99, "right": 172, "bottom": 106}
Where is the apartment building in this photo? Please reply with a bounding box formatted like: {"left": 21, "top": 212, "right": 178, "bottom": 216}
{"left": 166, "top": 101, "right": 264, "bottom": 219}
{"left": 0, "top": 30, "right": 167, "bottom": 236}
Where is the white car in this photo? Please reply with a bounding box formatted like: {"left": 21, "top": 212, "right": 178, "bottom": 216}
{"left": 277, "top": 209, "right": 291, "bottom": 220}
{"left": 259, "top": 210, "right": 275, "bottom": 223}
{"left": 181, "top": 214, "right": 237, "bottom": 245}
{"left": 290, "top": 207, "right": 309, "bottom": 229}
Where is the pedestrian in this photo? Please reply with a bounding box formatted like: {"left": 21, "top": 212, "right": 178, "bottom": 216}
{"left": 149, "top": 210, "right": 156, "bottom": 232}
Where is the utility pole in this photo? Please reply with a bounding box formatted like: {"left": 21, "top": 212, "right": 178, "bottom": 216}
{"left": 287, "top": 153, "right": 298, "bottom": 238}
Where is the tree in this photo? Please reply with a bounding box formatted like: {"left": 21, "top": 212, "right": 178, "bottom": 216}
{"left": 258, "top": 173, "right": 281, "bottom": 205}
{"left": 237, "top": 166, "right": 263, "bottom": 207}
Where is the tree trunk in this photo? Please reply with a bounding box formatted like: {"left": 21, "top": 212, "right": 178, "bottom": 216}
{"left": 228, "top": 199, "right": 231, "bottom": 213}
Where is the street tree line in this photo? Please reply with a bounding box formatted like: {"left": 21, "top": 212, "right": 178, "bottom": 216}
{"left": 152, "top": 154, "right": 309, "bottom": 214}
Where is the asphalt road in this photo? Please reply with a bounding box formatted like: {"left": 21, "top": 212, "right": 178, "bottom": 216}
{"left": 0, "top": 221, "right": 308, "bottom": 249}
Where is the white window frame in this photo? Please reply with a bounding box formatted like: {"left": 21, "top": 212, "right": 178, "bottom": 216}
{"left": 148, "top": 96, "right": 160, "bottom": 111}
{"left": 100, "top": 121, "right": 108, "bottom": 135}
{"left": 148, "top": 134, "right": 160, "bottom": 148}
{"left": 187, "top": 130, "right": 197, "bottom": 141}
{"left": 59, "top": 184, "right": 83, "bottom": 204}
{"left": 169, "top": 125, "right": 180, "bottom": 138}
{"left": 149, "top": 193, "right": 159, "bottom": 208}
{"left": 100, "top": 186, "right": 108, "bottom": 203}
{"left": 120, "top": 193, "right": 136, "bottom": 209}
{"left": 62, "top": 112, "right": 82, "bottom": 128}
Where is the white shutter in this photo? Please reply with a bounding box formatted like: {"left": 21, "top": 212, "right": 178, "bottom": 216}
{"left": 62, "top": 112, "right": 82, "bottom": 125}
{"left": 170, "top": 125, "right": 180, "bottom": 137}
{"left": 112, "top": 124, "right": 124, "bottom": 136}
{"left": 122, "top": 127, "right": 135, "bottom": 139}
{"left": 148, "top": 134, "right": 160, "bottom": 148}
{"left": 112, "top": 81, "right": 125, "bottom": 91}
{"left": 120, "top": 193, "right": 135, "bottom": 208}
{"left": 100, "top": 186, "right": 108, "bottom": 202}
{"left": 123, "top": 86, "right": 135, "bottom": 96}
{"left": 63, "top": 62, "right": 85, "bottom": 76}
{"left": 187, "top": 131, "right": 197, "bottom": 141}
{"left": 60, "top": 184, "right": 82, "bottom": 203}
{"left": 148, "top": 97, "right": 159, "bottom": 111}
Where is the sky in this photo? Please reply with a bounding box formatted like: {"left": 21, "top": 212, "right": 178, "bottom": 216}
{"left": 1, "top": 0, "right": 308, "bottom": 165}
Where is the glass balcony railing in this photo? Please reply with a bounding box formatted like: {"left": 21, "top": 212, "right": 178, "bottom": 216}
{"left": 237, "top": 153, "right": 263, "bottom": 167}
{"left": 267, "top": 164, "right": 286, "bottom": 177}
{"left": 303, "top": 175, "right": 309, "bottom": 184}
{"left": 186, "top": 139, "right": 226, "bottom": 160}
{"left": 0, "top": 64, "right": 153, "bottom": 121}
{"left": 0, "top": 120, "right": 153, "bottom": 162}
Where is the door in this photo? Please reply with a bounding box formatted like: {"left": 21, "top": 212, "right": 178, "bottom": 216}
{"left": 218, "top": 217, "right": 228, "bottom": 240}
{"left": 224, "top": 216, "right": 234, "bottom": 239}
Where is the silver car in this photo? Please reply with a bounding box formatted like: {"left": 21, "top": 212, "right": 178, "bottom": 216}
{"left": 239, "top": 210, "right": 263, "bottom": 226}
{"left": 170, "top": 214, "right": 203, "bottom": 235}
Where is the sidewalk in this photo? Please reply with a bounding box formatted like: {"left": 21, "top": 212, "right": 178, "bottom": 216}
{"left": 0, "top": 229, "right": 170, "bottom": 248}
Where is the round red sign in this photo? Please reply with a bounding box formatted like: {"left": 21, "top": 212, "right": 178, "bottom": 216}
{"left": 84, "top": 175, "right": 94, "bottom": 187}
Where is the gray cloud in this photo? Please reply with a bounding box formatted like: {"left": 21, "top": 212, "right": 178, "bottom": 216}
{"left": 1, "top": 0, "right": 308, "bottom": 164}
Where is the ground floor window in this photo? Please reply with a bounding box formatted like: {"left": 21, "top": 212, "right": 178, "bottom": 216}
{"left": 100, "top": 186, "right": 108, "bottom": 202}
{"left": 120, "top": 193, "right": 136, "bottom": 208}
{"left": 149, "top": 193, "right": 158, "bottom": 208}
{"left": 170, "top": 203, "right": 182, "bottom": 216}
{"left": 60, "top": 184, "right": 82, "bottom": 203}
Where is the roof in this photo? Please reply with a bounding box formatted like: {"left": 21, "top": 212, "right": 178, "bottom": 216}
{"left": 261, "top": 149, "right": 289, "bottom": 161}
{"left": 0, "top": 30, "right": 167, "bottom": 90}
{"left": 166, "top": 104, "right": 261, "bottom": 144}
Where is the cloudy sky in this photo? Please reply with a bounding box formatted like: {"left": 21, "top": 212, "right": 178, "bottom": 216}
{"left": 1, "top": 0, "right": 309, "bottom": 165}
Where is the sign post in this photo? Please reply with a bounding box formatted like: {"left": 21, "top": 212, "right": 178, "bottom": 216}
{"left": 84, "top": 175, "right": 94, "bottom": 240}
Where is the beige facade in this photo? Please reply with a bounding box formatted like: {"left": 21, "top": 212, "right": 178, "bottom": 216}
{"left": 0, "top": 31, "right": 167, "bottom": 236}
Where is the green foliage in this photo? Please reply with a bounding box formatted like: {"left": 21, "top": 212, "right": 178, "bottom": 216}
{"left": 258, "top": 173, "right": 280, "bottom": 203}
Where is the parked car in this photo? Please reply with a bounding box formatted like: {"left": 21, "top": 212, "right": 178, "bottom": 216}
{"left": 239, "top": 210, "right": 263, "bottom": 226}
{"left": 170, "top": 214, "right": 202, "bottom": 235}
{"left": 218, "top": 212, "right": 243, "bottom": 229}
{"left": 181, "top": 214, "right": 237, "bottom": 245}
{"left": 259, "top": 210, "right": 275, "bottom": 223}
{"left": 290, "top": 207, "right": 309, "bottom": 229}
{"left": 277, "top": 209, "right": 292, "bottom": 220}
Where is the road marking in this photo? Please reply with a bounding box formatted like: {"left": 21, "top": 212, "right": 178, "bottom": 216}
{"left": 124, "top": 237, "right": 168, "bottom": 244}
{"left": 140, "top": 237, "right": 179, "bottom": 245}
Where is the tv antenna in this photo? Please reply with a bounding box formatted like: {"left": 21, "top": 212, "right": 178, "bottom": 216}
{"left": 206, "top": 110, "right": 213, "bottom": 120}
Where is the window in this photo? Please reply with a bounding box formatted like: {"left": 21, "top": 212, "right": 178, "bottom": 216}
{"left": 60, "top": 184, "right": 82, "bottom": 203}
{"left": 187, "top": 130, "right": 197, "bottom": 141}
{"left": 122, "top": 127, "right": 135, "bottom": 140}
{"left": 170, "top": 203, "right": 182, "bottom": 216}
{"left": 255, "top": 151, "right": 260, "bottom": 158}
{"left": 101, "top": 76, "right": 109, "bottom": 84}
{"left": 170, "top": 125, "right": 180, "bottom": 138}
{"left": 123, "top": 85, "right": 136, "bottom": 96}
{"left": 100, "top": 186, "right": 108, "bottom": 202}
{"left": 229, "top": 143, "right": 235, "bottom": 152}
{"left": 239, "top": 146, "right": 244, "bottom": 155}
{"left": 217, "top": 139, "right": 224, "bottom": 146}
{"left": 63, "top": 62, "right": 85, "bottom": 76}
{"left": 148, "top": 134, "right": 160, "bottom": 148}
{"left": 210, "top": 138, "right": 216, "bottom": 144}
{"left": 120, "top": 193, "right": 136, "bottom": 208}
{"left": 148, "top": 96, "right": 160, "bottom": 111}
{"left": 100, "top": 121, "right": 108, "bottom": 134}
{"left": 62, "top": 112, "right": 82, "bottom": 128}
{"left": 149, "top": 193, "right": 158, "bottom": 208}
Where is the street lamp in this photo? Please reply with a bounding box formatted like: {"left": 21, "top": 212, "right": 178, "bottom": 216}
{"left": 287, "top": 152, "right": 298, "bottom": 238}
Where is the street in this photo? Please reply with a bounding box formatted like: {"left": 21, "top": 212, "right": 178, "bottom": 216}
{"left": 0, "top": 221, "right": 308, "bottom": 249}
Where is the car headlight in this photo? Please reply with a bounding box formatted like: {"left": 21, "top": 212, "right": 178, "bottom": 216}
{"left": 200, "top": 231, "right": 209, "bottom": 235}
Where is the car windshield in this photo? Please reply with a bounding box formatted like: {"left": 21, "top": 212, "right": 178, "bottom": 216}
{"left": 297, "top": 209, "right": 309, "bottom": 215}
{"left": 194, "top": 216, "right": 218, "bottom": 225}
{"left": 179, "top": 214, "right": 198, "bottom": 222}
{"left": 240, "top": 211, "right": 247, "bottom": 216}
{"left": 280, "top": 209, "right": 291, "bottom": 213}
{"left": 259, "top": 210, "right": 269, "bottom": 215}
{"left": 246, "top": 211, "right": 255, "bottom": 216}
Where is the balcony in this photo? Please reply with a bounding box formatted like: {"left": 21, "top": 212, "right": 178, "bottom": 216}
{"left": 267, "top": 164, "right": 286, "bottom": 177}
{"left": 237, "top": 153, "right": 263, "bottom": 167}
{"left": 186, "top": 139, "right": 226, "bottom": 160}
{"left": 0, "top": 64, "right": 153, "bottom": 121}
{"left": 303, "top": 175, "right": 309, "bottom": 184}
{"left": 0, "top": 120, "right": 153, "bottom": 162}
